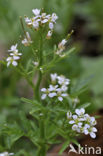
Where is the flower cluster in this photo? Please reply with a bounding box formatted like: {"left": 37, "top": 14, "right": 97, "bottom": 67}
{"left": 6, "top": 44, "right": 22, "bottom": 67}
{"left": 41, "top": 73, "right": 70, "bottom": 101}
{"left": 24, "top": 8, "right": 58, "bottom": 39}
{"left": 0, "top": 152, "right": 14, "bottom": 156}
{"left": 55, "top": 39, "right": 67, "bottom": 57}
{"left": 67, "top": 108, "right": 97, "bottom": 138}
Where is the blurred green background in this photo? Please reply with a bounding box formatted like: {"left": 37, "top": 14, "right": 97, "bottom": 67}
{"left": 0, "top": 0, "right": 103, "bottom": 155}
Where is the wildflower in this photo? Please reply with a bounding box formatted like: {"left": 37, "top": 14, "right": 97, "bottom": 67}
{"left": 24, "top": 9, "right": 58, "bottom": 38}
{"left": 48, "top": 85, "right": 58, "bottom": 92}
{"left": 41, "top": 88, "right": 48, "bottom": 100}
{"left": 0, "top": 152, "right": 14, "bottom": 156}
{"left": 33, "top": 61, "right": 39, "bottom": 67}
{"left": 50, "top": 73, "right": 57, "bottom": 83}
{"left": 42, "top": 18, "right": 48, "bottom": 24}
{"left": 32, "top": 9, "right": 40, "bottom": 16}
{"left": 46, "top": 31, "right": 52, "bottom": 39}
{"left": 67, "top": 108, "right": 97, "bottom": 139}
{"left": 56, "top": 39, "right": 67, "bottom": 57}
{"left": 89, "top": 127, "right": 97, "bottom": 138}
{"left": 56, "top": 88, "right": 68, "bottom": 101}
{"left": 75, "top": 108, "right": 85, "bottom": 116}
{"left": 49, "top": 22, "right": 54, "bottom": 30}
{"left": 7, "top": 44, "right": 22, "bottom": 67}
{"left": 41, "top": 73, "right": 70, "bottom": 101}
{"left": 22, "top": 32, "right": 32, "bottom": 46}
{"left": 61, "top": 85, "right": 68, "bottom": 92}
{"left": 24, "top": 17, "right": 32, "bottom": 27}
{"left": 57, "top": 75, "right": 70, "bottom": 86}
{"left": 58, "top": 39, "right": 67, "bottom": 50}
{"left": 40, "top": 67, "right": 43, "bottom": 72}
{"left": 6, "top": 57, "right": 18, "bottom": 67}
{"left": 67, "top": 111, "right": 72, "bottom": 119}
{"left": 73, "top": 97, "right": 79, "bottom": 104}
{"left": 51, "top": 13, "right": 58, "bottom": 23}
{"left": 8, "top": 44, "right": 18, "bottom": 53}
{"left": 32, "top": 20, "right": 39, "bottom": 30}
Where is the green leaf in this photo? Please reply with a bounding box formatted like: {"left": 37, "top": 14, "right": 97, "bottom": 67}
{"left": 65, "top": 47, "right": 76, "bottom": 57}
{"left": 21, "top": 97, "right": 41, "bottom": 107}
{"left": 21, "top": 97, "right": 34, "bottom": 104}
{"left": 71, "top": 76, "right": 93, "bottom": 96}
{"left": 3, "top": 123, "right": 24, "bottom": 148}
{"left": 71, "top": 139, "right": 80, "bottom": 146}
{"left": 95, "top": 115, "right": 101, "bottom": 119}
{"left": 59, "top": 139, "right": 70, "bottom": 154}
{"left": 29, "top": 107, "right": 41, "bottom": 114}
{"left": 77, "top": 103, "right": 91, "bottom": 109}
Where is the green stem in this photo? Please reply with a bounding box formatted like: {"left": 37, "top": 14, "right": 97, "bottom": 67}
{"left": 36, "top": 117, "right": 46, "bottom": 156}
{"left": 35, "top": 30, "right": 43, "bottom": 101}
{"left": 35, "top": 29, "right": 47, "bottom": 156}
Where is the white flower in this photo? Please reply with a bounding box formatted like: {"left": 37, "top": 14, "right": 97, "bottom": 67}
{"left": 41, "top": 88, "right": 47, "bottom": 92}
{"left": 10, "top": 51, "right": 22, "bottom": 60}
{"left": 58, "top": 39, "right": 67, "bottom": 49}
{"left": 41, "top": 73, "right": 69, "bottom": 101}
{"left": 33, "top": 61, "right": 39, "bottom": 66}
{"left": 51, "top": 13, "right": 58, "bottom": 23}
{"left": 91, "top": 127, "right": 97, "bottom": 132}
{"left": 67, "top": 111, "right": 72, "bottom": 119}
{"left": 6, "top": 57, "right": 18, "bottom": 67}
{"left": 83, "top": 128, "right": 89, "bottom": 135}
{"left": 48, "top": 85, "right": 58, "bottom": 92}
{"left": 67, "top": 108, "right": 97, "bottom": 139}
{"left": 46, "top": 31, "right": 52, "bottom": 39}
{"left": 24, "top": 17, "right": 32, "bottom": 27}
{"left": 48, "top": 92, "right": 57, "bottom": 98}
{"left": 56, "top": 88, "right": 68, "bottom": 101}
{"left": 7, "top": 44, "right": 22, "bottom": 67}
{"left": 72, "top": 124, "right": 78, "bottom": 131}
{"left": 61, "top": 39, "right": 67, "bottom": 45}
{"left": 69, "top": 120, "right": 75, "bottom": 124}
{"left": 42, "top": 19, "right": 48, "bottom": 24}
{"left": 56, "top": 39, "right": 67, "bottom": 57}
{"left": 90, "top": 132, "right": 96, "bottom": 138}
{"left": 49, "top": 22, "right": 54, "bottom": 30}
{"left": 32, "top": 9, "right": 40, "bottom": 16}
{"left": 41, "top": 88, "right": 49, "bottom": 100}
{"left": 90, "top": 117, "right": 97, "bottom": 125}
{"left": 22, "top": 38, "right": 29, "bottom": 46}
{"left": 73, "top": 97, "right": 79, "bottom": 104}
{"left": 57, "top": 97, "right": 63, "bottom": 101}
{"left": 57, "top": 75, "right": 70, "bottom": 86}
{"left": 0, "top": 152, "right": 14, "bottom": 156}
{"left": 41, "top": 94, "right": 47, "bottom": 100}
{"left": 75, "top": 108, "right": 85, "bottom": 116}
{"left": 22, "top": 32, "right": 32, "bottom": 46}
{"left": 32, "top": 20, "right": 39, "bottom": 30}
{"left": 24, "top": 9, "right": 58, "bottom": 38}
{"left": 89, "top": 127, "right": 97, "bottom": 138}
{"left": 8, "top": 44, "right": 18, "bottom": 53}
{"left": 50, "top": 73, "right": 57, "bottom": 83}
{"left": 8, "top": 44, "right": 22, "bottom": 59}
{"left": 61, "top": 85, "right": 68, "bottom": 91}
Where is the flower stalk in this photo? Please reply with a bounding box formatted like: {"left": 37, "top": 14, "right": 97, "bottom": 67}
{"left": 35, "top": 29, "right": 43, "bottom": 101}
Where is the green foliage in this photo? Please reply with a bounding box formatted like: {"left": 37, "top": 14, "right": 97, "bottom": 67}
{"left": 0, "top": 0, "right": 102, "bottom": 155}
